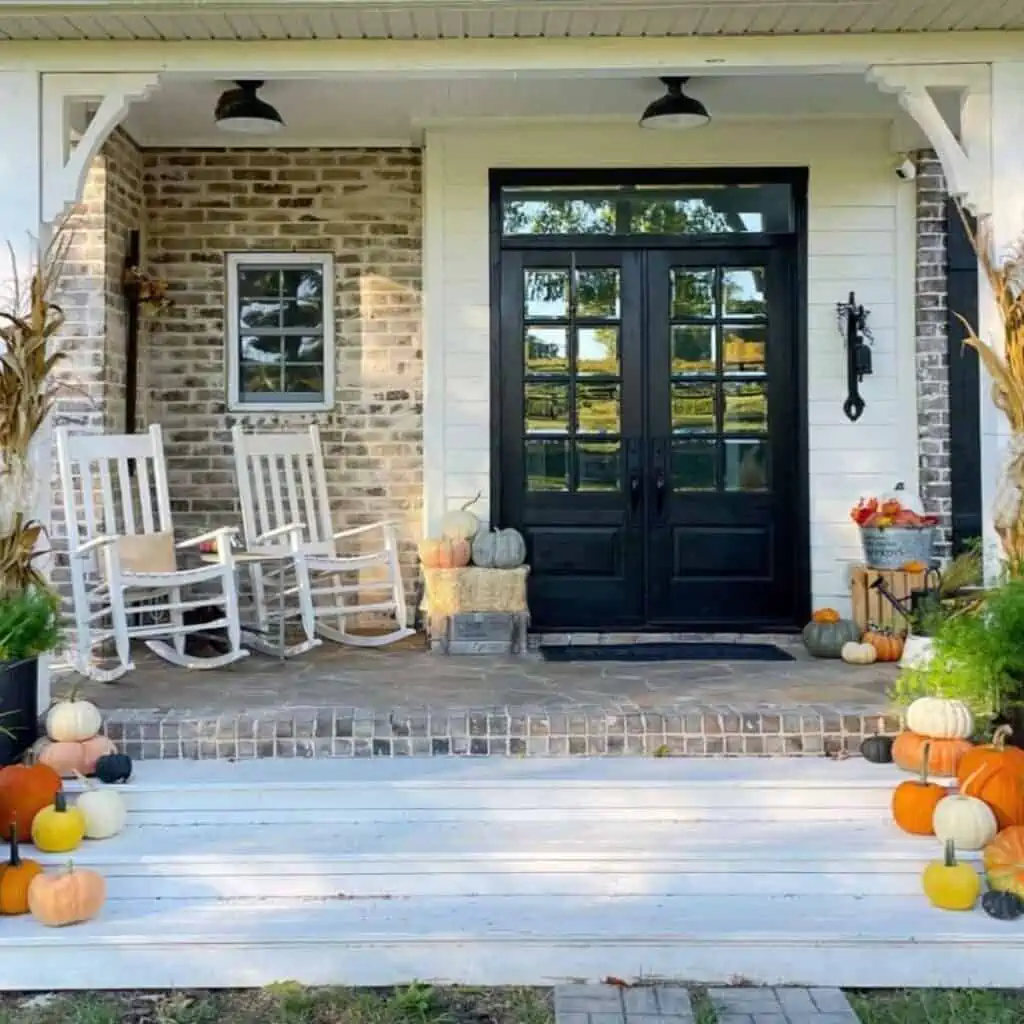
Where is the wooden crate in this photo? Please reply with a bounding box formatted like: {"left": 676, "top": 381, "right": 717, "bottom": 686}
{"left": 849, "top": 565, "right": 929, "bottom": 633}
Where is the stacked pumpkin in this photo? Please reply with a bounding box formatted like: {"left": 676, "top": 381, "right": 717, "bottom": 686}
{"left": 802, "top": 608, "right": 905, "bottom": 665}
{"left": 418, "top": 495, "right": 527, "bottom": 571}
{"left": 0, "top": 692, "right": 132, "bottom": 927}
{"left": 889, "top": 698, "right": 1024, "bottom": 918}
{"left": 34, "top": 690, "right": 133, "bottom": 783}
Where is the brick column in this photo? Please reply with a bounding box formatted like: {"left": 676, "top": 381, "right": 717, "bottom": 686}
{"left": 914, "top": 150, "right": 952, "bottom": 556}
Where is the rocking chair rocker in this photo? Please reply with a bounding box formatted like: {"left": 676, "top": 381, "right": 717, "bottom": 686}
{"left": 232, "top": 423, "right": 413, "bottom": 648}
{"left": 55, "top": 424, "right": 249, "bottom": 682}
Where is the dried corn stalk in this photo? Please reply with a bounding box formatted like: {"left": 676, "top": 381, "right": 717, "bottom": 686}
{"left": 0, "top": 219, "right": 73, "bottom": 597}
{"left": 955, "top": 211, "right": 1024, "bottom": 570}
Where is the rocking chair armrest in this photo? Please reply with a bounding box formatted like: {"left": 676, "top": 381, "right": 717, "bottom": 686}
{"left": 332, "top": 520, "right": 397, "bottom": 540}
{"left": 177, "top": 526, "right": 239, "bottom": 551}
{"left": 254, "top": 522, "right": 306, "bottom": 544}
{"left": 71, "top": 535, "right": 119, "bottom": 558}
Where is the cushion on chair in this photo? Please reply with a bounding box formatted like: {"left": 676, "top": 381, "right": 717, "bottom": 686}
{"left": 111, "top": 532, "right": 178, "bottom": 575}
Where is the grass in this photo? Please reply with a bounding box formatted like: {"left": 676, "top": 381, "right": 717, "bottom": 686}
{"left": 0, "top": 986, "right": 554, "bottom": 1024}
{"left": 848, "top": 989, "right": 1024, "bottom": 1023}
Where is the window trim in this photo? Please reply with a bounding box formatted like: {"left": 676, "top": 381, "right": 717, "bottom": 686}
{"left": 225, "top": 251, "right": 336, "bottom": 413}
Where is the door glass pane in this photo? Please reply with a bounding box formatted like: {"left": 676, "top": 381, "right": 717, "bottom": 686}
{"left": 524, "top": 270, "right": 569, "bottom": 319}
{"left": 576, "top": 441, "right": 621, "bottom": 492}
{"left": 525, "top": 327, "right": 569, "bottom": 376}
{"left": 577, "top": 327, "right": 619, "bottom": 376}
{"left": 671, "top": 269, "right": 715, "bottom": 319}
{"left": 577, "top": 383, "right": 620, "bottom": 435}
{"left": 525, "top": 439, "right": 570, "bottom": 492}
{"left": 525, "top": 383, "right": 569, "bottom": 434}
{"left": 671, "top": 439, "right": 718, "bottom": 491}
{"left": 723, "top": 269, "right": 767, "bottom": 318}
{"left": 725, "top": 439, "right": 769, "bottom": 491}
{"left": 671, "top": 326, "right": 715, "bottom": 375}
{"left": 722, "top": 326, "right": 766, "bottom": 376}
{"left": 576, "top": 268, "right": 620, "bottom": 317}
{"left": 671, "top": 383, "right": 715, "bottom": 433}
{"left": 504, "top": 195, "right": 616, "bottom": 235}
{"left": 723, "top": 381, "right": 768, "bottom": 433}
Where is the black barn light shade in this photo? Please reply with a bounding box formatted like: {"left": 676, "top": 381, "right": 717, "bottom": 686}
{"left": 215, "top": 80, "right": 285, "bottom": 134}
{"left": 639, "top": 77, "right": 710, "bottom": 130}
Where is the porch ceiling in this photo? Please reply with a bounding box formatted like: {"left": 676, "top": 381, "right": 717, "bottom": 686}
{"left": 0, "top": 0, "right": 1021, "bottom": 41}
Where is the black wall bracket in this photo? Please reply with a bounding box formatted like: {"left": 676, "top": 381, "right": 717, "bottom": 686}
{"left": 837, "top": 291, "right": 873, "bottom": 422}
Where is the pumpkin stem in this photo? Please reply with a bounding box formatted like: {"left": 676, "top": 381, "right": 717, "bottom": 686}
{"left": 993, "top": 724, "right": 1013, "bottom": 750}
{"left": 943, "top": 838, "right": 957, "bottom": 868}
{"left": 7, "top": 822, "right": 18, "bottom": 868}
{"left": 919, "top": 741, "right": 931, "bottom": 785}
{"left": 460, "top": 492, "right": 482, "bottom": 512}
{"left": 53, "top": 788, "right": 67, "bottom": 813}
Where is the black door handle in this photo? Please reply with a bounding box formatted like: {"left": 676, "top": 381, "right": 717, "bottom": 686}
{"left": 630, "top": 472, "right": 642, "bottom": 512}
{"left": 654, "top": 468, "right": 667, "bottom": 513}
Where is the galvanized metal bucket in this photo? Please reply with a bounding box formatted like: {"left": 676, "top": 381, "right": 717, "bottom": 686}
{"left": 860, "top": 526, "right": 936, "bottom": 570}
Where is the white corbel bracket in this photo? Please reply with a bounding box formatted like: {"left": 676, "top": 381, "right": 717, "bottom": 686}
{"left": 41, "top": 72, "right": 160, "bottom": 224}
{"left": 867, "top": 64, "right": 991, "bottom": 218}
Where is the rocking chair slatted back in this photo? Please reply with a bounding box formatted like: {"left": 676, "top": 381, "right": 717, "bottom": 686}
{"left": 56, "top": 424, "right": 173, "bottom": 566}
{"left": 232, "top": 424, "right": 334, "bottom": 554}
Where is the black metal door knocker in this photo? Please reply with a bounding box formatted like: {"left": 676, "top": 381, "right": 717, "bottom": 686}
{"left": 837, "top": 291, "right": 873, "bottom": 422}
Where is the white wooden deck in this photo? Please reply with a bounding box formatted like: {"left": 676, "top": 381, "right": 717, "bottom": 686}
{"left": 5, "top": 757, "right": 1023, "bottom": 991}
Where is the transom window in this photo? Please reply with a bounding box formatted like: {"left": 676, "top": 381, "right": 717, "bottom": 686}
{"left": 226, "top": 252, "right": 335, "bottom": 412}
{"left": 502, "top": 183, "right": 794, "bottom": 237}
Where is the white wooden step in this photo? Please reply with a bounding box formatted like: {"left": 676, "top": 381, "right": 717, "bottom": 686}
{"left": 9, "top": 757, "right": 1008, "bottom": 992}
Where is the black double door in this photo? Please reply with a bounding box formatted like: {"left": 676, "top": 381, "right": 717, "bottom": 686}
{"left": 498, "top": 243, "right": 804, "bottom": 631}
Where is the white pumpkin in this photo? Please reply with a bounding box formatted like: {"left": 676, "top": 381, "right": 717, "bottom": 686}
{"left": 46, "top": 691, "right": 102, "bottom": 742}
{"left": 74, "top": 777, "right": 127, "bottom": 840}
{"left": 841, "top": 641, "right": 878, "bottom": 665}
{"left": 440, "top": 494, "right": 481, "bottom": 541}
{"left": 932, "top": 792, "right": 997, "bottom": 851}
{"left": 906, "top": 697, "right": 974, "bottom": 740}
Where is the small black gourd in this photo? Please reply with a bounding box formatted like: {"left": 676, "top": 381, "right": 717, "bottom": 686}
{"left": 860, "top": 734, "right": 894, "bottom": 764}
{"left": 982, "top": 889, "right": 1024, "bottom": 921}
{"left": 93, "top": 753, "right": 133, "bottom": 785}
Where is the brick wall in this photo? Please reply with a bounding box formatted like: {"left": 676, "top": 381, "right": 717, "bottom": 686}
{"left": 141, "top": 148, "right": 423, "bottom": 604}
{"left": 914, "top": 150, "right": 953, "bottom": 556}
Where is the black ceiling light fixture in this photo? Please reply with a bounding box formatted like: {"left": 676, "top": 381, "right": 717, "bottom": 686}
{"left": 639, "top": 77, "right": 710, "bottom": 130}
{"left": 215, "top": 80, "right": 284, "bottom": 134}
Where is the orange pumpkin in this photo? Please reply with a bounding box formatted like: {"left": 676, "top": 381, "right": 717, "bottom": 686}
{"left": 957, "top": 725, "right": 1024, "bottom": 786}
{"left": 418, "top": 537, "right": 471, "bottom": 570}
{"left": 892, "top": 741, "right": 947, "bottom": 835}
{"left": 961, "top": 759, "right": 1024, "bottom": 832}
{"left": 892, "top": 731, "right": 972, "bottom": 778}
{"left": 984, "top": 825, "right": 1024, "bottom": 899}
{"left": 0, "top": 824, "right": 42, "bottom": 915}
{"left": 901, "top": 561, "right": 927, "bottom": 573}
{"left": 0, "top": 763, "right": 61, "bottom": 843}
{"left": 27, "top": 863, "right": 106, "bottom": 928}
{"left": 34, "top": 736, "right": 117, "bottom": 778}
{"left": 864, "top": 629, "right": 905, "bottom": 663}
{"left": 812, "top": 608, "right": 840, "bottom": 624}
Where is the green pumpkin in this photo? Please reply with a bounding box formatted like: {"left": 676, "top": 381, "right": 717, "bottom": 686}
{"left": 471, "top": 528, "right": 527, "bottom": 569}
{"left": 802, "top": 618, "right": 861, "bottom": 658}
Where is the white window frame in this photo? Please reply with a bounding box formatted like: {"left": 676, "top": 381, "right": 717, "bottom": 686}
{"left": 226, "top": 251, "right": 335, "bottom": 413}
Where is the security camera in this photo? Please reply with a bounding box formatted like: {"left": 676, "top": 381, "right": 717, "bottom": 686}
{"left": 895, "top": 157, "right": 917, "bottom": 181}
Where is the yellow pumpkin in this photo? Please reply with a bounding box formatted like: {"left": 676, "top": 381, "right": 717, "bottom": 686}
{"left": 31, "top": 789, "right": 86, "bottom": 854}
{"left": 922, "top": 839, "right": 980, "bottom": 911}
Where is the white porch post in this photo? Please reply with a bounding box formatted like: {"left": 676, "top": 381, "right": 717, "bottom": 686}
{"left": 869, "top": 61, "right": 1024, "bottom": 577}
{"left": 0, "top": 71, "right": 51, "bottom": 711}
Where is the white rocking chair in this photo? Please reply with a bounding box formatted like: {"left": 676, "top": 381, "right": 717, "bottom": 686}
{"left": 232, "top": 423, "right": 414, "bottom": 648}
{"left": 55, "top": 424, "right": 249, "bottom": 682}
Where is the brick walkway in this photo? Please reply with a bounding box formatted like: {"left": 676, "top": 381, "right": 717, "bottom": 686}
{"left": 554, "top": 985, "right": 860, "bottom": 1024}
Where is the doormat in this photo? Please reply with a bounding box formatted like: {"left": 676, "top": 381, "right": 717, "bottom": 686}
{"left": 539, "top": 642, "right": 796, "bottom": 663}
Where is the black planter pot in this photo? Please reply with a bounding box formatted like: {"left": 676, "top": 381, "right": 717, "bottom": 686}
{"left": 0, "top": 657, "right": 38, "bottom": 765}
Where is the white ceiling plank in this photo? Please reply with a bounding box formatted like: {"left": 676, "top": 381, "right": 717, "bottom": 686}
{"left": 487, "top": 8, "right": 519, "bottom": 38}
{"left": 742, "top": 5, "right": 790, "bottom": 34}
{"left": 328, "top": 9, "right": 368, "bottom": 40}
{"left": 959, "top": 0, "right": 1020, "bottom": 29}
{"left": 845, "top": 3, "right": 891, "bottom": 33}
{"left": 437, "top": 8, "right": 466, "bottom": 39}
{"left": 588, "top": 10, "right": 628, "bottom": 37}
{"left": 304, "top": 10, "right": 340, "bottom": 39}
{"left": 871, "top": 0, "right": 935, "bottom": 32}
{"left": 511, "top": 7, "right": 547, "bottom": 38}
{"left": 664, "top": 7, "right": 705, "bottom": 36}
{"left": 721, "top": 5, "right": 768, "bottom": 35}
{"left": 357, "top": 9, "right": 389, "bottom": 38}
{"left": 116, "top": 14, "right": 160, "bottom": 39}
{"left": 252, "top": 14, "right": 287, "bottom": 40}
{"left": 37, "top": 15, "right": 77, "bottom": 38}
{"left": 222, "top": 13, "right": 263, "bottom": 40}
{"left": 408, "top": 7, "right": 440, "bottom": 39}
{"left": 384, "top": 8, "right": 417, "bottom": 39}
{"left": 693, "top": 5, "right": 733, "bottom": 35}
{"left": 820, "top": 3, "right": 875, "bottom": 33}
{"left": 925, "top": 0, "right": 974, "bottom": 30}
{"left": 541, "top": 9, "right": 573, "bottom": 38}
{"left": 464, "top": 9, "right": 495, "bottom": 39}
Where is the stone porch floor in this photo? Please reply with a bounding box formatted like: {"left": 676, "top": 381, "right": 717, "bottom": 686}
{"left": 65, "top": 633, "right": 902, "bottom": 760}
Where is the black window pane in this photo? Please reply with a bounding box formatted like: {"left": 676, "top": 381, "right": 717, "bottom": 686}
{"left": 725, "top": 439, "right": 769, "bottom": 491}
{"left": 240, "top": 361, "right": 284, "bottom": 397}
{"left": 281, "top": 301, "right": 324, "bottom": 330}
{"left": 526, "top": 439, "right": 569, "bottom": 492}
{"left": 282, "top": 268, "right": 323, "bottom": 303}
{"left": 240, "top": 335, "right": 283, "bottom": 363}
{"left": 283, "top": 365, "right": 325, "bottom": 396}
{"left": 239, "top": 300, "right": 284, "bottom": 330}
{"left": 238, "top": 269, "right": 281, "bottom": 298}
{"left": 576, "top": 442, "right": 621, "bottom": 492}
{"left": 671, "top": 440, "right": 717, "bottom": 492}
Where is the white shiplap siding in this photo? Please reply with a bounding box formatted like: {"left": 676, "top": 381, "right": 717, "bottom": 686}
{"left": 424, "top": 120, "right": 915, "bottom": 613}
